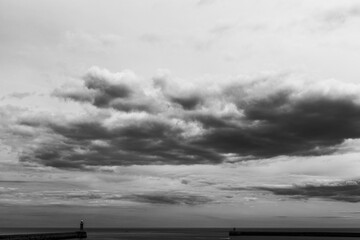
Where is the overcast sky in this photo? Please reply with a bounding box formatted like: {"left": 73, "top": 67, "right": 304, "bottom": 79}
{"left": 2, "top": 0, "right": 360, "bottom": 228}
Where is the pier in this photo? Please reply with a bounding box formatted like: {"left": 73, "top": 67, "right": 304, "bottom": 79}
{"left": 229, "top": 229, "right": 360, "bottom": 237}
{"left": 0, "top": 221, "right": 87, "bottom": 240}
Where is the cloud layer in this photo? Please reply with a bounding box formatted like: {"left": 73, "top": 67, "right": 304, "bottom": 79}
{"left": 254, "top": 180, "right": 360, "bottom": 203}
{"left": 0, "top": 185, "right": 212, "bottom": 206}
{"left": 5, "top": 67, "right": 360, "bottom": 168}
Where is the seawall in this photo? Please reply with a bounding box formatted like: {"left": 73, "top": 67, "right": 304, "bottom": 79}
{"left": 0, "top": 231, "right": 87, "bottom": 240}
{"left": 229, "top": 230, "right": 360, "bottom": 237}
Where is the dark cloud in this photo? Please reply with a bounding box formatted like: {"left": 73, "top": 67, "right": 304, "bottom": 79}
{"left": 253, "top": 180, "right": 360, "bottom": 203}
{"left": 18, "top": 116, "right": 222, "bottom": 168}
{"left": 9, "top": 68, "right": 360, "bottom": 168}
{"left": 110, "top": 99, "right": 155, "bottom": 112}
{"left": 59, "top": 191, "right": 213, "bottom": 206}
{"left": 181, "top": 179, "right": 189, "bottom": 185}
{"left": 123, "top": 192, "right": 212, "bottom": 205}
{"left": 54, "top": 67, "right": 151, "bottom": 112}
{"left": 0, "top": 188, "right": 212, "bottom": 206}
{"left": 170, "top": 95, "right": 203, "bottom": 110}
{"left": 84, "top": 68, "right": 133, "bottom": 108}
{"left": 196, "top": 93, "right": 360, "bottom": 158}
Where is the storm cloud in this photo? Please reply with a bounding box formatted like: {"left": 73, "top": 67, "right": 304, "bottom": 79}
{"left": 6, "top": 67, "right": 360, "bottom": 168}
{"left": 196, "top": 93, "right": 360, "bottom": 158}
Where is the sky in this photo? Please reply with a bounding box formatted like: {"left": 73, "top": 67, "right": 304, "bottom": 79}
{"left": 2, "top": 0, "right": 360, "bottom": 228}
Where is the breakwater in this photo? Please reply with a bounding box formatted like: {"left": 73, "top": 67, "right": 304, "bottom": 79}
{"left": 0, "top": 221, "right": 87, "bottom": 240}
{"left": 229, "top": 230, "right": 360, "bottom": 237}
{"left": 0, "top": 231, "right": 87, "bottom": 240}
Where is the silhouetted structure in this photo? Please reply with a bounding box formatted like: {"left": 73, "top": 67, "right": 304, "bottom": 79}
{"left": 0, "top": 221, "right": 87, "bottom": 240}
{"left": 229, "top": 229, "right": 360, "bottom": 237}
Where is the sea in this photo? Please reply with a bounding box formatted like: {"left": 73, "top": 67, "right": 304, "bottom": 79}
{"left": 1, "top": 228, "right": 360, "bottom": 240}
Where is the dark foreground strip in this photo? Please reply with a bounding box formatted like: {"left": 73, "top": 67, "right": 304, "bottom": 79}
{"left": 0, "top": 231, "right": 87, "bottom": 240}
{"left": 229, "top": 231, "right": 360, "bottom": 237}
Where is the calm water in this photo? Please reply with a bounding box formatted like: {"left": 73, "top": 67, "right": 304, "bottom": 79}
{"left": 1, "top": 228, "right": 360, "bottom": 240}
